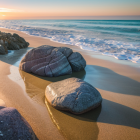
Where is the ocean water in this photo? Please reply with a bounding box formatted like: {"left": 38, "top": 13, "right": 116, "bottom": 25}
{"left": 0, "top": 20, "right": 140, "bottom": 63}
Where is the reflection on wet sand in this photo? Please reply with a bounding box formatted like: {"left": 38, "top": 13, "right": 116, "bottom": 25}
{"left": 19, "top": 69, "right": 101, "bottom": 140}
{"left": 45, "top": 99, "right": 101, "bottom": 140}
{"left": 0, "top": 48, "right": 32, "bottom": 67}
{"left": 19, "top": 70, "right": 51, "bottom": 106}
{"left": 19, "top": 69, "right": 86, "bottom": 96}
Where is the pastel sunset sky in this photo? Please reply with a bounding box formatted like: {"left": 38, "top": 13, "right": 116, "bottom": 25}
{"left": 0, "top": 0, "right": 140, "bottom": 19}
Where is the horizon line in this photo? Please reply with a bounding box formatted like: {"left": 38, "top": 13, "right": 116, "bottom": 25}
{"left": 1, "top": 15, "right": 140, "bottom": 20}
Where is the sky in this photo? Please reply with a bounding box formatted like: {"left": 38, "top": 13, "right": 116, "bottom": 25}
{"left": 0, "top": 0, "right": 140, "bottom": 19}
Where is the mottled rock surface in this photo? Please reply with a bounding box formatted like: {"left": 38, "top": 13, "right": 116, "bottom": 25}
{"left": 0, "top": 107, "right": 38, "bottom": 140}
{"left": 68, "top": 52, "right": 86, "bottom": 72}
{"left": 19, "top": 45, "right": 86, "bottom": 77}
{"left": 0, "top": 31, "right": 29, "bottom": 55}
{"left": 45, "top": 78, "right": 102, "bottom": 114}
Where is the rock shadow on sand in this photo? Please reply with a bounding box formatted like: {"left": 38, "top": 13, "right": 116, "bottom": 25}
{"left": 46, "top": 98, "right": 140, "bottom": 139}
{"left": 85, "top": 65, "right": 140, "bottom": 96}
{"left": 58, "top": 98, "right": 140, "bottom": 129}
{"left": 98, "top": 99, "right": 140, "bottom": 129}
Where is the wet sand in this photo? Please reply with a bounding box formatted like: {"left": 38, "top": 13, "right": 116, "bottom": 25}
{"left": 0, "top": 27, "right": 140, "bottom": 140}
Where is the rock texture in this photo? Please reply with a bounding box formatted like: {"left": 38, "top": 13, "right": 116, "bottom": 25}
{"left": 0, "top": 107, "right": 38, "bottom": 140}
{"left": 0, "top": 45, "right": 7, "bottom": 55}
{"left": 45, "top": 78, "right": 102, "bottom": 114}
{"left": 0, "top": 31, "right": 29, "bottom": 55}
{"left": 68, "top": 52, "right": 86, "bottom": 72}
{"left": 19, "top": 45, "right": 86, "bottom": 77}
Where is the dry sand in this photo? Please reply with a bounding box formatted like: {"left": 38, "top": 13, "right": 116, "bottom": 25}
{"left": 0, "top": 27, "right": 140, "bottom": 140}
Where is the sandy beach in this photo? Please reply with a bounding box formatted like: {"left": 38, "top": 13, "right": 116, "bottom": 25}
{"left": 0, "top": 27, "right": 140, "bottom": 140}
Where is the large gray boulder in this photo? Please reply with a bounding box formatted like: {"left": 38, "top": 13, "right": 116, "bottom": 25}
{"left": 19, "top": 45, "right": 86, "bottom": 77}
{"left": 0, "top": 107, "right": 38, "bottom": 140}
{"left": 45, "top": 78, "right": 102, "bottom": 114}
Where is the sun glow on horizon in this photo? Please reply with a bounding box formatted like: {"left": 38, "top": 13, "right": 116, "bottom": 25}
{"left": 0, "top": 0, "right": 140, "bottom": 20}
{"left": 0, "top": 8, "right": 23, "bottom": 13}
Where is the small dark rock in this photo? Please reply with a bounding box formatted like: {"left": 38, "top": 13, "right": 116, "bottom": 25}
{"left": 0, "top": 31, "right": 29, "bottom": 54}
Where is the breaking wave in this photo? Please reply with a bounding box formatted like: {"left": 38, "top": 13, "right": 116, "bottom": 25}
{"left": 0, "top": 20, "right": 140, "bottom": 63}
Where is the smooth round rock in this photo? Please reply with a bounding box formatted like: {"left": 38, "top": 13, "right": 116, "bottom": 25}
{"left": 0, "top": 107, "right": 38, "bottom": 140}
{"left": 19, "top": 45, "right": 86, "bottom": 77}
{"left": 45, "top": 78, "right": 102, "bottom": 114}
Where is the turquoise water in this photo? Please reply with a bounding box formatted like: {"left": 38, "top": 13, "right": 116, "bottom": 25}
{"left": 0, "top": 20, "right": 140, "bottom": 63}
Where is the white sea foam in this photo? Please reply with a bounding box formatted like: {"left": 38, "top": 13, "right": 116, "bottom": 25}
{"left": 0, "top": 20, "right": 140, "bottom": 63}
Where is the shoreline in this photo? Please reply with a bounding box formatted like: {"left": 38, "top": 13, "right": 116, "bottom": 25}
{"left": 0, "top": 28, "right": 140, "bottom": 140}
{"left": 1, "top": 27, "right": 140, "bottom": 81}
{"left": 1, "top": 27, "right": 140, "bottom": 67}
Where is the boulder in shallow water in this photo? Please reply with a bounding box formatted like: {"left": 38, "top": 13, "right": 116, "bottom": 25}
{"left": 45, "top": 78, "right": 102, "bottom": 114}
{"left": 0, "top": 107, "right": 38, "bottom": 140}
{"left": 19, "top": 45, "right": 86, "bottom": 77}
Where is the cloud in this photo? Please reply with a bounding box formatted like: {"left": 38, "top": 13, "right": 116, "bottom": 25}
{"left": 0, "top": 8, "right": 23, "bottom": 12}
